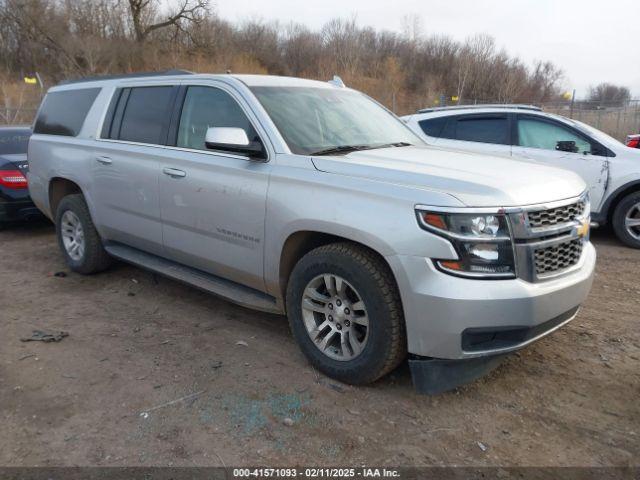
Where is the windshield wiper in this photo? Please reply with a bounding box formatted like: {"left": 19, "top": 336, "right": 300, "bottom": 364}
{"left": 374, "top": 142, "right": 413, "bottom": 149}
{"left": 310, "top": 142, "right": 413, "bottom": 156}
{"left": 310, "top": 145, "right": 376, "bottom": 156}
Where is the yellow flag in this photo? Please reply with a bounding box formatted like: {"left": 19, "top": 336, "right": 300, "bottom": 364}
{"left": 24, "top": 77, "right": 38, "bottom": 85}
{"left": 451, "top": 95, "right": 459, "bottom": 102}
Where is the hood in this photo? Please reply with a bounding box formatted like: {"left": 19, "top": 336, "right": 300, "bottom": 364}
{"left": 620, "top": 145, "right": 640, "bottom": 158}
{"left": 311, "top": 145, "right": 586, "bottom": 207}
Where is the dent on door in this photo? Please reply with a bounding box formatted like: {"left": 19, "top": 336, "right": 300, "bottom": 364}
{"left": 159, "top": 150, "right": 270, "bottom": 291}
{"left": 513, "top": 147, "right": 609, "bottom": 210}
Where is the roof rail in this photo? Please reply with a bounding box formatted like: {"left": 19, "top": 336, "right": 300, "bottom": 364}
{"left": 58, "top": 69, "right": 195, "bottom": 85}
{"left": 417, "top": 104, "right": 542, "bottom": 114}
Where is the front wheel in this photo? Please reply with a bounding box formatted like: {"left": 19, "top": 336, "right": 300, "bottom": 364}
{"left": 55, "top": 194, "right": 113, "bottom": 274}
{"left": 612, "top": 191, "right": 640, "bottom": 248}
{"left": 286, "top": 243, "right": 406, "bottom": 385}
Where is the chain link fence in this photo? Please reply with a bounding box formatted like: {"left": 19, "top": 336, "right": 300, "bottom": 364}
{"left": 2, "top": 97, "right": 640, "bottom": 143}
{"left": 0, "top": 106, "right": 39, "bottom": 126}
{"left": 541, "top": 100, "right": 640, "bottom": 142}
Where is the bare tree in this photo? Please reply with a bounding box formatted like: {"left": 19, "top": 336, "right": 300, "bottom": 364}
{"left": 0, "top": 2, "right": 585, "bottom": 119}
{"left": 282, "top": 23, "right": 322, "bottom": 77}
{"left": 127, "top": 0, "right": 209, "bottom": 42}
{"left": 588, "top": 83, "right": 631, "bottom": 108}
{"left": 400, "top": 13, "right": 422, "bottom": 45}
{"left": 454, "top": 34, "right": 495, "bottom": 103}
{"left": 528, "top": 61, "right": 563, "bottom": 103}
{"left": 0, "top": 70, "right": 32, "bottom": 125}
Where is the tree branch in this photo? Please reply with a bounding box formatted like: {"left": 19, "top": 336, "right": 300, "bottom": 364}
{"left": 128, "top": 0, "right": 208, "bottom": 42}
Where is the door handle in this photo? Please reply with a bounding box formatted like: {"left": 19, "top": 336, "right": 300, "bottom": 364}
{"left": 163, "top": 167, "right": 186, "bottom": 178}
{"left": 95, "top": 155, "right": 112, "bottom": 165}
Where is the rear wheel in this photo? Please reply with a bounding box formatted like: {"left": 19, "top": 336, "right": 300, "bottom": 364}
{"left": 612, "top": 191, "right": 640, "bottom": 248}
{"left": 286, "top": 243, "right": 406, "bottom": 384}
{"left": 55, "top": 194, "right": 113, "bottom": 273}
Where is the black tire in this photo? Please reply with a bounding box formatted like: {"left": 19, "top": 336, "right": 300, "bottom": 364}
{"left": 286, "top": 242, "right": 406, "bottom": 384}
{"left": 55, "top": 194, "right": 113, "bottom": 274}
{"left": 612, "top": 191, "right": 640, "bottom": 248}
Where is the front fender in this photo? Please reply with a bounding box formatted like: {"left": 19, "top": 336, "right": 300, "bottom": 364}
{"left": 262, "top": 166, "right": 460, "bottom": 300}
{"left": 598, "top": 177, "right": 640, "bottom": 222}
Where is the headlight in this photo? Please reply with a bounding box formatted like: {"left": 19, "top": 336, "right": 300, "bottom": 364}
{"left": 417, "top": 211, "right": 515, "bottom": 279}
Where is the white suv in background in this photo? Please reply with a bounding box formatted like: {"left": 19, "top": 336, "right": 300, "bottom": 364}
{"left": 403, "top": 105, "right": 640, "bottom": 248}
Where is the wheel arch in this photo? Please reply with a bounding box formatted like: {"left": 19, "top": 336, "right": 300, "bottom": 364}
{"left": 48, "top": 177, "right": 84, "bottom": 218}
{"left": 601, "top": 180, "right": 640, "bottom": 225}
{"left": 277, "top": 230, "right": 402, "bottom": 314}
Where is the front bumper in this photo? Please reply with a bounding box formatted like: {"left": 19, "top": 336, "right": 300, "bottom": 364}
{"left": 387, "top": 241, "right": 596, "bottom": 359}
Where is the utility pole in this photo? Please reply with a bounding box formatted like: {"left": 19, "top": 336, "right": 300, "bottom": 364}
{"left": 569, "top": 89, "right": 576, "bottom": 119}
{"left": 35, "top": 72, "right": 45, "bottom": 98}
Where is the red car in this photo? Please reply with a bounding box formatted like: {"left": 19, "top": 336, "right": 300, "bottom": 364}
{"left": 627, "top": 134, "right": 640, "bottom": 148}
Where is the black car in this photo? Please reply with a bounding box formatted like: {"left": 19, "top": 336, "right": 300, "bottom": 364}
{"left": 0, "top": 126, "right": 41, "bottom": 225}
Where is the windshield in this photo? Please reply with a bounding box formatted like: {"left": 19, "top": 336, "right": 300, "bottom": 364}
{"left": 0, "top": 129, "right": 30, "bottom": 155}
{"left": 250, "top": 86, "right": 422, "bottom": 155}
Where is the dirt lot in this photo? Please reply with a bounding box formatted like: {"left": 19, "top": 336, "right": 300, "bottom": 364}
{"left": 0, "top": 220, "right": 638, "bottom": 467}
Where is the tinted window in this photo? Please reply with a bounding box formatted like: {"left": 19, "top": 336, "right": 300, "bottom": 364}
{"left": 0, "top": 129, "right": 30, "bottom": 155}
{"left": 455, "top": 116, "right": 509, "bottom": 145}
{"left": 34, "top": 88, "right": 100, "bottom": 136}
{"left": 118, "top": 87, "right": 174, "bottom": 144}
{"left": 177, "top": 86, "right": 258, "bottom": 151}
{"left": 100, "top": 88, "right": 124, "bottom": 139}
{"left": 418, "top": 117, "right": 449, "bottom": 138}
{"left": 517, "top": 117, "right": 593, "bottom": 154}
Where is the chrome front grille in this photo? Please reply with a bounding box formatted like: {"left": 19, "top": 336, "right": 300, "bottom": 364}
{"left": 534, "top": 238, "right": 583, "bottom": 276}
{"left": 509, "top": 195, "right": 589, "bottom": 282}
{"left": 527, "top": 201, "right": 586, "bottom": 229}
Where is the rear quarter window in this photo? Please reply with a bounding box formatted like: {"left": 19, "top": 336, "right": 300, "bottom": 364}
{"left": 418, "top": 117, "right": 449, "bottom": 138}
{"left": 34, "top": 88, "right": 100, "bottom": 136}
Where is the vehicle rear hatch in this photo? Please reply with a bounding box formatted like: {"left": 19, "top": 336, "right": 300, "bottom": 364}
{"left": 0, "top": 153, "right": 29, "bottom": 173}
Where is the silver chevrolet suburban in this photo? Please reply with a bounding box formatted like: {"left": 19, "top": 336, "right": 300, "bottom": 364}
{"left": 27, "top": 72, "right": 596, "bottom": 393}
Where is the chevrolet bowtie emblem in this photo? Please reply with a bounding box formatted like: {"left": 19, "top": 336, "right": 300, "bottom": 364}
{"left": 577, "top": 220, "right": 590, "bottom": 238}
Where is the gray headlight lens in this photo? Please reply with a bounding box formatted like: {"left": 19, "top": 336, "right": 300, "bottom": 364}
{"left": 417, "top": 211, "right": 515, "bottom": 279}
{"left": 419, "top": 211, "right": 510, "bottom": 239}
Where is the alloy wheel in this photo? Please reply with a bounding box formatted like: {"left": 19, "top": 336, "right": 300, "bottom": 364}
{"left": 301, "top": 274, "right": 369, "bottom": 361}
{"left": 60, "top": 210, "right": 85, "bottom": 261}
{"left": 625, "top": 201, "right": 640, "bottom": 240}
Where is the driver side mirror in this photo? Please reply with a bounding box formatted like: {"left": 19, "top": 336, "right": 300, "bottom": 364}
{"left": 555, "top": 140, "right": 578, "bottom": 153}
{"left": 205, "top": 127, "right": 266, "bottom": 160}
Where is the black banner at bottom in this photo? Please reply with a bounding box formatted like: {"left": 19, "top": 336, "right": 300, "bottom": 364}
{"left": 0, "top": 467, "right": 637, "bottom": 480}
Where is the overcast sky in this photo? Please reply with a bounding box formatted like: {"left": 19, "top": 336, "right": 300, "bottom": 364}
{"left": 213, "top": 0, "right": 639, "bottom": 98}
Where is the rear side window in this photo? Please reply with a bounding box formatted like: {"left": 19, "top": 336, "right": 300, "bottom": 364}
{"left": 118, "top": 86, "right": 174, "bottom": 144}
{"left": 0, "top": 130, "right": 30, "bottom": 155}
{"left": 418, "top": 117, "right": 450, "bottom": 138}
{"left": 455, "top": 116, "right": 509, "bottom": 145}
{"left": 34, "top": 88, "right": 100, "bottom": 136}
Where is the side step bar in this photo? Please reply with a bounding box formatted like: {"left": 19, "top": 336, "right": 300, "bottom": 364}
{"left": 104, "top": 243, "right": 282, "bottom": 315}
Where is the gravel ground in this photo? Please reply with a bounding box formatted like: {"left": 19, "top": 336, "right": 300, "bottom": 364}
{"left": 0, "top": 220, "right": 638, "bottom": 467}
